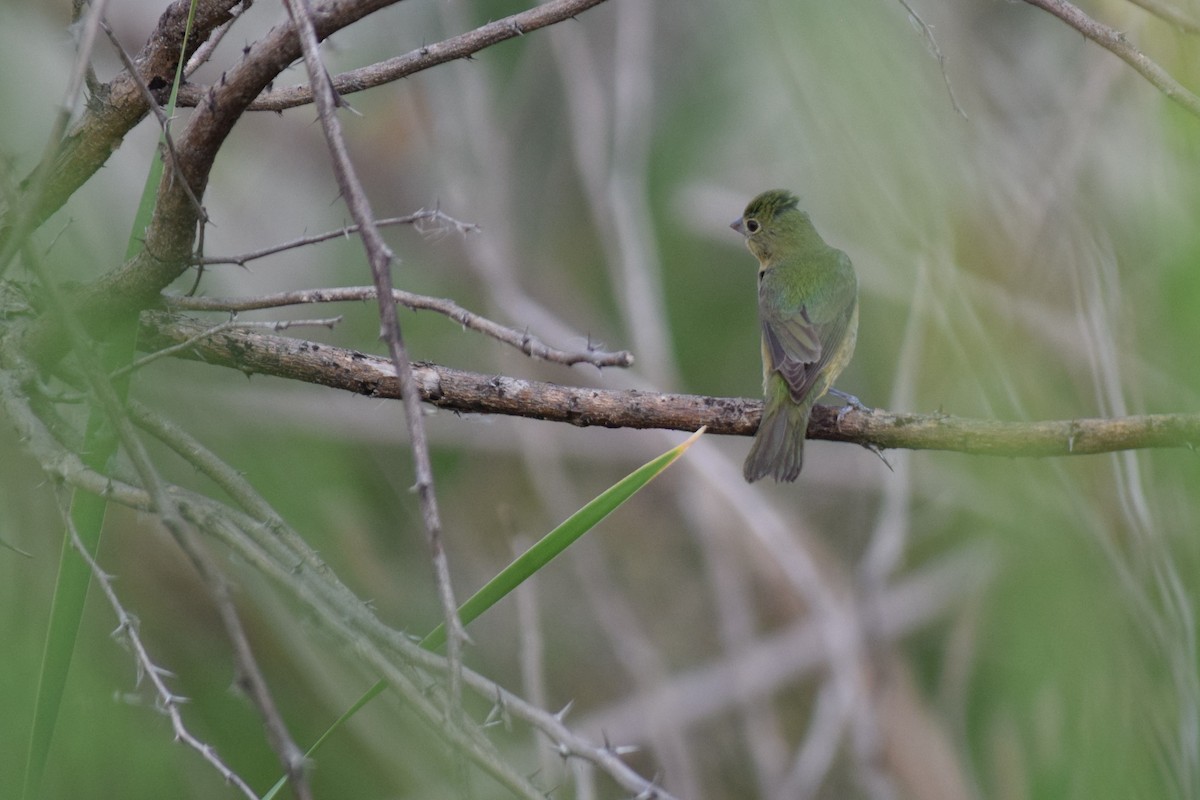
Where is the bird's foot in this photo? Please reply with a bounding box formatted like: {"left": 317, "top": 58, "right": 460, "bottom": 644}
{"left": 829, "top": 388, "right": 871, "bottom": 428}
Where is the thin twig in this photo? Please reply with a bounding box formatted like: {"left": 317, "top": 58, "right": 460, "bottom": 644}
{"left": 191, "top": 210, "right": 480, "bottom": 266}
{"left": 1022, "top": 0, "right": 1200, "bottom": 118}
{"left": 62, "top": 511, "right": 261, "bottom": 800}
{"left": 894, "top": 0, "right": 967, "bottom": 118}
{"left": 139, "top": 312, "right": 1200, "bottom": 457}
{"left": 98, "top": 20, "right": 208, "bottom": 224}
{"left": 185, "top": 0, "right": 254, "bottom": 77}
{"left": 279, "top": 0, "right": 468, "bottom": 726}
{"left": 177, "top": 0, "right": 611, "bottom": 112}
{"left": 165, "top": 286, "right": 634, "bottom": 368}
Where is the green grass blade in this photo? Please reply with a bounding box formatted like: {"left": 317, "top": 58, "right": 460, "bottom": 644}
{"left": 421, "top": 427, "right": 707, "bottom": 651}
{"left": 261, "top": 680, "right": 392, "bottom": 800}
{"left": 22, "top": 488, "right": 111, "bottom": 800}
{"left": 21, "top": 6, "right": 199, "bottom": 798}
{"left": 262, "top": 428, "right": 706, "bottom": 798}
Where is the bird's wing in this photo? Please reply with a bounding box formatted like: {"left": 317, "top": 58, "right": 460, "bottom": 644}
{"left": 760, "top": 253, "right": 856, "bottom": 404}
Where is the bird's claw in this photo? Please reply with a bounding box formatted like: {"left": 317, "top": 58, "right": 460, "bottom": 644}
{"left": 829, "top": 388, "right": 871, "bottom": 428}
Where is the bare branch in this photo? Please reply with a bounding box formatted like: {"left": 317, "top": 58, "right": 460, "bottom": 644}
{"left": 177, "top": 0, "right": 612, "bottom": 112}
{"left": 165, "top": 286, "right": 634, "bottom": 368}
{"left": 140, "top": 313, "right": 1200, "bottom": 457}
{"left": 279, "top": 0, "right": 468, "bottom": 723}
{"left": 1022, "top": 0, "right": 1200, "bottom": 118}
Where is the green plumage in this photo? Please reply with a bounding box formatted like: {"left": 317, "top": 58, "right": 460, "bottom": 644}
{"left": 731, "top": 190, "right": 859, "bottom": 482}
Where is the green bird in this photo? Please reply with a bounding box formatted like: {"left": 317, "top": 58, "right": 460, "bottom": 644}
{"left": 731, "top": 189, "right": 859, "bottom": 482}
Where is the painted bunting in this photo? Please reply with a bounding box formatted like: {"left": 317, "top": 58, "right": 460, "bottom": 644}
{"left": 731, "top": 189, "right": 859, "bottom": 482}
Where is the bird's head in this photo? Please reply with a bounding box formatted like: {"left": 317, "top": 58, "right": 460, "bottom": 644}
{"left": 731, "top": 189, "right": 807, "bottom": 264}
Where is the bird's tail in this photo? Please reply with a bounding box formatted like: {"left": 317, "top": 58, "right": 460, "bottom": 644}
{"left": 743, "top": 398, "right": 810, "bottom": 483}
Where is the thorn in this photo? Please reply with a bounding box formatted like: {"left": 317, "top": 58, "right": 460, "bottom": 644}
{"left": 860, "top": 442, "right": 893, "bottom": 471}
{"left": 635, "top": 783, "right": 662, "bottom": 800}
{"left": 483, "top": 688, "right": 507, "bottom": 728}
{"left": 602, "top": 729, "right": 641, "bottom": 757}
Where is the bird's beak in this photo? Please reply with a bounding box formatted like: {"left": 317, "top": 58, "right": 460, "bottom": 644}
{"left": 730, "top": 218, "right": 746, "bottom": 236}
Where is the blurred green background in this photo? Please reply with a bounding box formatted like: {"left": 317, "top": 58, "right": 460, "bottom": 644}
{"left": 2, "top": 0, "right": 1199, "bottom": 797}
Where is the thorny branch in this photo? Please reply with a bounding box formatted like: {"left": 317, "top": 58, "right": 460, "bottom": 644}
{"left": 279, "top": 0, "right": 468, "bottom": 731}
{"left": 0, "top": 351, "right": 674, "bottom": 800}
{"left": 63, "top": 514, "right": 260, "bottom": 800}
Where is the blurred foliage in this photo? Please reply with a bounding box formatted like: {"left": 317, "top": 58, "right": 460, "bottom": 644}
{"left": 2, "top": 0, "right": 1200, "bottom": 798}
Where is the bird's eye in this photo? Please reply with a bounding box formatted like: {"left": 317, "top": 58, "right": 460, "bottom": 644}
{"left": 745, "top": 218, "right": 761, "bottom": 234}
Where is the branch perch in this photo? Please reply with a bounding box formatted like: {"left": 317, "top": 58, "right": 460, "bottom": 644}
{"left": 140, "top": 313, "right": 1200, "bottom": 457}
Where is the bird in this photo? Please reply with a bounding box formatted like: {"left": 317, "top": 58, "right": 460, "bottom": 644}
{"left": 731, "top": 189, "right": 859, "bottom": 482}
